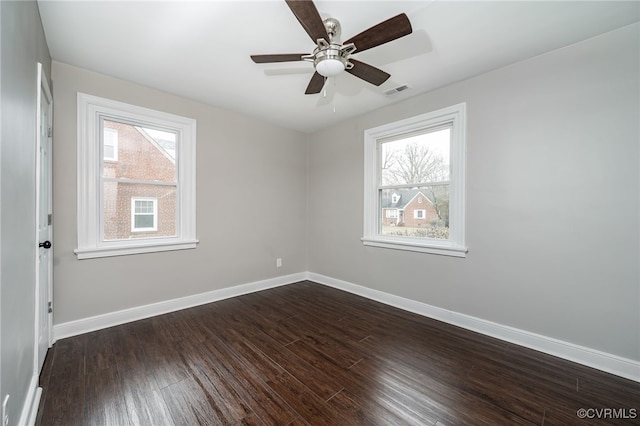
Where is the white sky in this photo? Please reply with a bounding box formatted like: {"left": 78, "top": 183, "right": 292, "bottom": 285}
{"left": 143, "top": 128, "right": 176, "bottom": 144}
{"left": 381, "top": 127, "right": 451, "bottom": 166}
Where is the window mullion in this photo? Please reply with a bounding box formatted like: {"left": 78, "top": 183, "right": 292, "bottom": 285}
{"left": 378, "top": 181, "right": 450, "bottom": 191}
{"left": 102, "top": 177, "right": 178, "bottom": 186}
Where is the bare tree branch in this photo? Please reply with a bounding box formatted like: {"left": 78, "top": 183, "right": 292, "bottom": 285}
{"left": 384, "top": 142, "right": 450, "bottom": 226}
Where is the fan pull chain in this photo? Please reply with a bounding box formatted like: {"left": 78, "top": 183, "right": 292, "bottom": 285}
{"left": 333, "top": 76, "right": 337, "bottom": 113}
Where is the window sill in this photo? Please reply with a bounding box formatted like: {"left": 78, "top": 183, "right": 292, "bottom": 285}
{"left": 361, "top": 237, "right": 467, "bottom": 257}
{"left": 75, "top": 239, "right": 198, "bottom": 259}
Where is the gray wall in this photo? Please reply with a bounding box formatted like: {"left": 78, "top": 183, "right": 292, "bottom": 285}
{"left": 46, "top": 20, "right": 640, "bottom": 369}
{"left": 307, "top": 24, "right": 640, "bottom": 361}
{"left": 51, "top": 62, "right": 308, "bottom": 324}
{"left": 0, "top": 0, "right": 52, "bottom": 422}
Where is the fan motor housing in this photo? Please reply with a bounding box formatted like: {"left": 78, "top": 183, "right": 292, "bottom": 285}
{"left": 302, "top": 18, "right": 356, "bottom": 77}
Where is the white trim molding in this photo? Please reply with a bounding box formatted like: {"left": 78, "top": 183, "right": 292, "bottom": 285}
{"left": 76, "top": 93, "right": 197, "bottom": 259}
{"left": 18, "top": 375, "right": 41, "bottom": 426}
{"left": 52, "top": 272, "right": 307, "bottom": 341}
{"left": 52, "top": 271, "right": 639, "bottom": 382}
{"left": 363, "top": 103, "right": 467, "bottom": 257}
{"left": 307, "top": 272, "right": 640, "bottom": 383}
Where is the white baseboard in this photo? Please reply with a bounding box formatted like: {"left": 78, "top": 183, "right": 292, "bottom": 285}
{"left": 308, "top": 272, "right": 640, "bottom": 383}
{"left": 52, "top": 272, "right": 307, "bottom": 341}
{"left": 18, "top": 375, "right": 41, "bottom": 426}
{"left": 51, "top": 270, "right": 639, "bottom": 382}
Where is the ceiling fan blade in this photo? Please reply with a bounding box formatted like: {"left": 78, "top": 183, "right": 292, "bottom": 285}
{"left": 346, "top": 59, "right": 390, "bottom": 86}
{"left": 344, "top": 13, "right": 412, "bottom": 54}
{"left": 251, "top": 54, "right": 307, "bottom": 63}
{"left": 285, "top": 0, "right": 329, "bottom": 43}
{"left": 305, "top": 71, "right": 326, "bottom": 94}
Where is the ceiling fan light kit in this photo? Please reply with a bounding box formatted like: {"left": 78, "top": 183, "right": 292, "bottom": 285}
{"left": 304, "top": 39, "right": 356, "bottom": 77}
{"left": 315, "top": 57, "right": 345, "bottom": 77}
{"left": 251, "top": 0, "right": 412, "bottom": 94}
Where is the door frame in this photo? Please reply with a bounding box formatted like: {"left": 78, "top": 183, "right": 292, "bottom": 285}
{"left": 35, "top": 62, "right": 53, "bottom": 372}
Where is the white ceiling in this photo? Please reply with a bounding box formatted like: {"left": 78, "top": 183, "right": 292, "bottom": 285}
{"left": 38, "top": 1, "right": 639, "bottom": 133}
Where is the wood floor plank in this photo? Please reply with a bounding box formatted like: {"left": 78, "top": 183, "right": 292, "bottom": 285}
{"left": 193, "top": 333, "right": 299, "bottom": 426}
{"left": 234, "top": 294, "right": 304, "bottom": 345}
{"left": 36, "top": 281, "right": 640, "bottom": 425}
{"left": 463, "top": 365, "right": 548, "bottom": 424}
{"left": 84, "top": 329, "right": 117, "bottom": 375}
{"left": 283, "top": 314, "right": 367, "bottom": 368}
{"left": 110, "top": 322, "right": 176, "bottom": 425}
{"left": 215, "top": 298, "right": 345, "bottom": 401}
{"left": 347, "top": 357, "right": 449, "bottom": 425}
{"left": 82, "top": 328, "right": 130, "bottom": 426}
{"left": 37, "top": 336, "right": 86, "bottom": 426}
{"left": 326, "top": 388, "right": 411, "bottom": 426}
{"left": 178, "top": 338, "right": 257, "bottom": 424}
{"left": 233, "top": 322, "right": 344, "bottom": 401}
{"left": 161, "top": 377, "right": 228, "bottom": 425}
{"left": 265, "top": 372, "right": 342, "bottom": 425}
{"left": 84, "top": 364, "right": 131, "bottom": 426}
{"left": 134, "top": 318, "right": 191, "bottom": 390}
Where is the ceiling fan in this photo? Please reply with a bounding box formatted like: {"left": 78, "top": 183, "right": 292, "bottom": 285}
{"left": 251, "top": 0, "right": 412, "bottom": 95}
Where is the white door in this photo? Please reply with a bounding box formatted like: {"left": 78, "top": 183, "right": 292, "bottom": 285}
{"left": 36, "top": 63, "right": 53, "bottom": 373}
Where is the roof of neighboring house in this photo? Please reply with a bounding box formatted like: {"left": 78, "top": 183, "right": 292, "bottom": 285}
{"left": 136, "top": 127, "right": 176, "bottom": 163}
{"left": 381, "top": 189, "right": 433, "bottom": 210}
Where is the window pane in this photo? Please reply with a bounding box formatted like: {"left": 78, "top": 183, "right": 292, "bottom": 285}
{"left": 102, "top": 120, "right": 176, "bottom": 182}
{"left": 104, "top": 145, "right": 115, "bottom": 159}
{"left": 103, "top": 128, "right": 117, "bottom": 161}
{"left": 134, "top": 214, "right": 154, "bottom": 229}
{"left": 380, "top": 186, "right": 449, "bottom": 239}
{"left": 103, "top": 182, "right": 176, "bottom": 240}
{"left": 380, "top": 127, "right": 450, "bottom": 186}
{"left": 135, "top": 200, "right": 154, "bottom": 214}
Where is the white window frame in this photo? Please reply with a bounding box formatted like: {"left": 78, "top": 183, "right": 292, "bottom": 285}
{"left": 76, "top": 93, "right": 198, "bottom": 259}
{"left": 363, "top": 103, "right": 467, "bottom": 257}
{"left": 414, "top": 209, "right": 426, "bottom": 219}
{"left": 103, "top": 127, "right": 118, "bottom": 161}
{"left": 131, "top": 197, "right": 158, "bottom": 232}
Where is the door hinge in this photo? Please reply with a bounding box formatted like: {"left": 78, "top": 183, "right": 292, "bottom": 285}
{"left": 48, "top": 214, "right": 52, "bottom": 226}
{"left": 48, "top": 301, "right": 52, "bottom": 314}
{"left": 47, "top": 127, "right": 52, "bottom": 138}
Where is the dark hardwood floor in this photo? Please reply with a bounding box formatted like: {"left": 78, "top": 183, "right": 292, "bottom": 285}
{"left": 36, "top": 281, "right": 639, "bottom": 425}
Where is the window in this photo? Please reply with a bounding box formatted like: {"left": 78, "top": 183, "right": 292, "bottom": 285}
{"left": 131, "top": 198, "right": 157, "bottom": 232}
{"left": 363, "top": 103, "right": 467, "bottom": 257}
{"left": 103, "top": 127, "right": 118, "bottom": 161}
{"left": 76, "top": 93, "right": 197, "bottom": 259}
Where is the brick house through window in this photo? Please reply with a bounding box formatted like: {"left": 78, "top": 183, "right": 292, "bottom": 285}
{"left": 102, "top": 121, "right": 177, "bottom": 240}
{"left": 381, "top": 189, "right": 439, "bottom": 227}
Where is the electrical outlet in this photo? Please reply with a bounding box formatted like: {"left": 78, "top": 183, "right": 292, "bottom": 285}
{"left": 2, "top": 394, "right": 9, "bottom": 426}
{"left": 276, "top": 258, "right": 282, "bottom": 268}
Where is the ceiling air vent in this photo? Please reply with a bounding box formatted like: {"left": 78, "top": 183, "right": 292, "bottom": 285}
{"left": 384, "top": 84, "right": 410, "bottom": 96}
